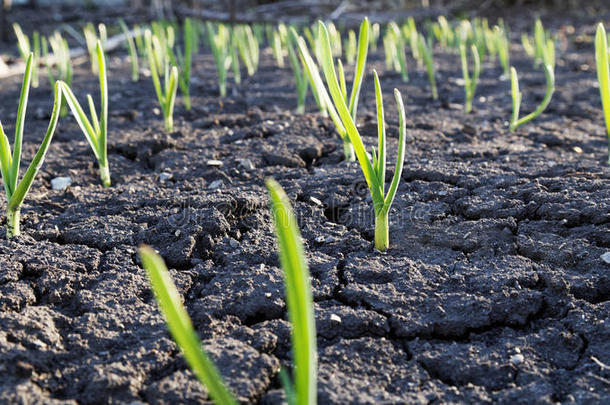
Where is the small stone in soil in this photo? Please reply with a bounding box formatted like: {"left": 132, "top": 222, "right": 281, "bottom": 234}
{"left": 310, "top": 196, "right": 323, "bottom": 206}
{"left": 330, "top": 314, "right": 342, "bottom": 323}
{"left": 237, "top": 159, "right": 255, "bottom": 170}
{"left": 51, "top": 176, "right": 72, "bottom": 190}
{"left": 600, "top": 252, "right": 610, "bottom": 264}
{"left": 159, "top": 172, "right": 172, "bottom": 182}
{"left": 208, "top": 179, "right": 223, "bottom": 189}
{"left": 510, "top": 353, "right": 525, "bottom": 365}
{"left": 207, "top": 159, "right": 223, "bottom": 167}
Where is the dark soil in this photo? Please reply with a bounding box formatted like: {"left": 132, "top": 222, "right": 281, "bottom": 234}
{"left": 0, "top": 12, "right": 609, "bottom": 405}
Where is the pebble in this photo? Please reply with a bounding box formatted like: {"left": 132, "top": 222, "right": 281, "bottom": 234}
{"left": 237, "top": 159, "right": 255, "bottom": 170}
{"left": 330, "top": 314, "right": 342, "bottom": 323}
{"left": 208, "top": 179, "right": 223, "bottom": 189}
{"left": 207, "top": 159, "right": 223, "bottom": 167}
{"left": 572, "top": 146, "right": 583, "bottom": 154}
{"left": 50, "top": 176, "right": 72, "bottom": 190}
{"left": 510, "top": 353, "right": 525, "bottom": 365}
{"left": 159, "top": 172, "right": 172, "bottom": 182}
{"left": 309, "top": 196, "right": 323, "bottom": 206}
{"left": 601, "top": 252, "right": 610, "bottom": 264}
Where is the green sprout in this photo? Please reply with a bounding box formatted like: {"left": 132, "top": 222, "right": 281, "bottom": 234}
{"left": 43, "top": 31, "right": 72, "bottom": 117}
{"left": 234, "top": 25, "right": 259, "bottom": 77}
{"left": 495, "top": 25, "right": 510, "bottom": 77}
{"left": 118, "top": 18, "right": 139, "bottom": 82}
{"left": 326, "top": 22, "right": 342, "bottom": 57}
{"left": 521, "top": 33, "right": 535, "bottom": 58}
{"left": 272, "top": 26, "right": 286, "bottom": 68}
{"left": 206, "top": 22, "right": 232, "bottom": 97}
{"left": 509, "top": 32, "right": 555, "bottom": 132}
{"left": 418, "top": 35, "right": 438, "bottom": 100}
{"left": 0, "top": 55, "right": 62, "bottom": 238}
{"left": 13, "top": 23, "right": 40, "bottom": 88}
{"left": 296, "top": 18, "right": 370, "bottom": 162}
{"left": 345, "top": 29, "right": 357, "bottom": 64}
{"left": 459, "top": 43, "right": 480, "bottom": 113}
{"left": 266, "top": 178, "right": 317, "bottom": 405}
{"left": 388, "top": 22, "right": 408, "bottom": 82}
{"left": 230, "top": 28, "right": 242, "bottom": 86}
{"left": 369, "top": 22, "right": 380, "bottom": 51}
{"left": 286, "top": 28, "right": 310, "bottom": 114}
{"left": 168, "top": 17, "right": 195, "bottom": 110}
{"left": 509, "top": 64, "right": 555, "bottom": 131}
{"left": 139, "top": 179, "right": 318, "bottom": 405}
{"left": 405, "top": 18, "right": 421, "bottom": 66}
{"left": 318, "top": 21, "right": 407, "bottom": 251}
{"left": 595, "top": 23, "right": 610, "bottom": 163}
{"left": 59, "top": 41, "right": 110, "bottom": 187}
{"left": 145, "top": 29, "right": 179, "bottom": 132}
{"left": 83, "top": 23, "right": 101, "bottom": 74}
{"left": 139, "top": 246, "right": 237, "bottom": 405}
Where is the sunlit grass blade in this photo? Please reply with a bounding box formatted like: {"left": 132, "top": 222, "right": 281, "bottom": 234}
{"left": 460, "top": 43, "right": 481, "bottom": 113}
{"left": 0, "top": 54, "right": 62, "bottom": 238}
{"left": 595, "top": 23, "right": 610, "bottom": 163}
{"left": 317, "top": 19, "right": 407, "bottom": 251}
{"left": 266, "top": 178, "right": 317, "bottom": 405}
{"left": 60, "top": 40, "right": 110, "bottom": 187}
{"left": 145, "top": 29, "right": 179, "bottom": 131}
{"left": 138, "top": 246, "right": 237, "bottom": 405}
{"left": 418, "top": 35, "right": 438, "bottom": 100}
{"left": 509, "top": 63, "right": 555, "bottom": 131}
{"left": 119, "top": 18, "right": 139, "bottom": 82}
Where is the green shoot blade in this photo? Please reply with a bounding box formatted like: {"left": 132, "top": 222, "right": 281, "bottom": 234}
{"left": 7, "top": 81, "right": 62, "bottom": 214}
{"left": 595, "top": 23, "right": 610, "bottom": 162}
{"left": 59, "top": 82, "right": 101, "bottom": 161}
{"left": 347, "top": 17, "right": 369, "bottom": 120}
{"left": 373, "top": 71, "right": 386, "bottom": 189}
{"left": 139, "top": 246, "right": 237, "bottom": 405}
{"left": 9, "top": 53, "right": 33, "bottom": 194}
{"left": 0, "top": 122, "right": 13, "bottom": 199}
{"left": 317, "top": 21, "right": 378, "bottom": 198}
{"left": 266, "top": 178, "right": 317, "bottom": 405}
{"left": 382, "top": 88, "right": 407, "bottom": 215}
{"left": 337, "top": 59, "right": 347, "bottom": 102}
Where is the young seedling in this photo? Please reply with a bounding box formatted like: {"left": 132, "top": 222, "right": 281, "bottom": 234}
{"left": 266, "top": 178, "right": 317, "bottom": 405}
{"left": 297, "top": 18, "right": 370, "bottom": 162}
{"left": 318, "top": 21, "right": 407, "bottom": 251}
{"left": 369, "top": 22, "right": 380, "bottom": 51}
{"left": 459, "top": 43, "right": 480, "bottom": 113}
{"left": 145, "top": 29, "right": 179, "bottom": 132}
{"left": 286, "top": 28, "right": 310, "bottom": 114}
{"left": 0, "top": 55, "right": 62, "bottom": 238}
{"left": 230, "top": 28, "right": 242, "bottom": 86}
{"left": 509, "top": 64, "right": 555, "bottom": 131}
{"left": 118, "top": 18, "right": 139, "bottom": 82}
{"left": 13, "top": 23, "right": 40, "bottom": 88}
{"left": 43, "top": 31, "right": 72, "bottom": 117}
{"left": 326, "top": 22, "right": 342, "bottom": 57}
{"left": 495, "top": 25, "right": 510, "bottom": 77}
{"left": 418, "top": 35, "right": 438, "bottom": 100}
{"left": 234, "top": 25, "right": 259, "bottom": 77}
{"left": 138, "top": 179, "right": 318, "bottom": 405}
{"left": 345, "top": 29, "right": 357, "bottom": 64}
{"left": 139, "top": 246, "right": 237, "bottom": 405}
{"left": 595, "top": 23, "right": 610, "bottom": 163}
{"left": 167, "top": 18, "right": 195, "bottom": 110}
{"left": 206, "top": 22, "right": 232, "bottom": 97}
{"left": 388, "top": 22, "right": 408, "bottom": 82}
{"left": 272, "top": 26, "right": 285, "bottom": 68}
{"left": 59, "top": 41, "right": 110, "bottom": 187}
